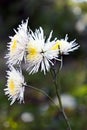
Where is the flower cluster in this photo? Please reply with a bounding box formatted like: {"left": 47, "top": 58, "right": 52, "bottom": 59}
{"left": 4, "top": 18, "right": 80, "bottom": 104}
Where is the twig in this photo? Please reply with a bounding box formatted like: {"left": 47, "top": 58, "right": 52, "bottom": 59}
{"left": 51, "top": 66, "right": 72, "bottom": 130}
{"left": 25, "top": 84, "right": 59, "bottom": 109}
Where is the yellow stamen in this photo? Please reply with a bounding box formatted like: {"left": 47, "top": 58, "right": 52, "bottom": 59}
{"left": 27, "top": 44, "right": 38, "bottom": 60}
{"left": 51, "top": 41, "right": 62, "bottom": 50}
{"left": 8, "top": 79, "right": 16, "bottom": 95}
{"left": 10, "top": 39, "right": 18, "bottom": 54}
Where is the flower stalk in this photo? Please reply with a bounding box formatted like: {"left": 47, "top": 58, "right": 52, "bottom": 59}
{"left": 51, "top": 64, "right": 72, "bottom": 130}
{"left": 25, "top": 84, "right": 59, "bottom": 109}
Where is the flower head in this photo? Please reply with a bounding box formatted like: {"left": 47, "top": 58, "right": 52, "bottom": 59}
{"left": 6, "top": 19, "right": 29, "bottom": 65}
{"left": 51, "top": 34, "right": 80, "bottom": 55}
{"left": 25, "top": 27, "right": 58, "bottom": 74}
{"left": 4, "top": 67, "right": 26, "bottom": 105}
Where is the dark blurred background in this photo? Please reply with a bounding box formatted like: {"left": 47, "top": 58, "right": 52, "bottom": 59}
{"left": 0, "top": 0, "right": 87, "bottom": 130}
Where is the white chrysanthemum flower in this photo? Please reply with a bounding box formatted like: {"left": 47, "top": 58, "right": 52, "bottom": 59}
{"left": 6, "top": 19, "right": 29, "bottom": 65}
{"left": 4, "top": 67, "right": 26, "bottom": 105}
{"left": 26, "top": 27, "right": 58, "bottom": 74}
{"left": 51, "top": 34, "right": 80, "bottom": 55}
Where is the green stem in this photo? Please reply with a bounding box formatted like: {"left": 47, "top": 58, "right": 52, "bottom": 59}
{"left": 51, "top": 67, "right": 72, "bottom": 130}
{"left": 55, "top": 78, "right": 71, "bottom": 130}
{"left": 25, "top": 84, "right": 59, "bottom": 109}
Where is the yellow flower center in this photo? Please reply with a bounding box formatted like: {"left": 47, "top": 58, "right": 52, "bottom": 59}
{"left": 10, "top": 39, "right": 18, "bottom": 54}
{"left": 8, "top": 79, "right": 16, "bottom": 95}
{"left": 27, "top": 44, "right": 38, "bottom": 60}
{"left": 51, "top": 41, "right": 62, "bottom": 51}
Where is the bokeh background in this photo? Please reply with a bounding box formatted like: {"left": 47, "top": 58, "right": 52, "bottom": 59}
{"left": 0, "top": 0, "right": 87, "bottom": 130}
